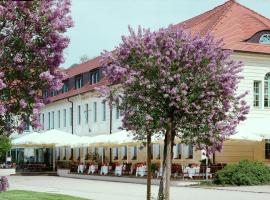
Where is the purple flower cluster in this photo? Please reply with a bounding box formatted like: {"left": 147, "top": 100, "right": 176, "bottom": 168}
{"left": 0, "top": 0, "right": 73, "bottom": 134}
{"left": 0, "top": 176, "right": 9, "bottom": 192}
{"left": 101, "top": 25, "right": 249, "bottom": 152}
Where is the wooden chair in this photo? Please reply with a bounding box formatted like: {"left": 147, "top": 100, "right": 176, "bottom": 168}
{"left": 123, "top": 163, "right": 132, "bottom": 176}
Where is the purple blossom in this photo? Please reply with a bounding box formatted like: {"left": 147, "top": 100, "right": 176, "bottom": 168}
{"left": 100, "top": 25, "right": 249, "bottom": 154}
{"left": 0, "top": 0, "right": 73, "bottom": 135}
{"left": 0, "top": 79, "right": 6, "bottom": 90}
{"left": 19, "top": 99, "right": 27, "bottom": 108}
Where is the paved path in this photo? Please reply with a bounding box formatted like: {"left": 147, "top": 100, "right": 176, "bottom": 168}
{"left": 8, "top": 176, "right": 270, "bottom": 200}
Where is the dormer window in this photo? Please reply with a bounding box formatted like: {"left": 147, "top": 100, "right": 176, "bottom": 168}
{"left": 90, "top": 69, "right": 100, "bottom": 85}
{"left": 43, "top": 90, "right": 48, "bottom": 98}
{"left": 259, "top": 34, "right": 270, "bottom": 44}
{"left": 62, "top": 80, "right": 69, "bottom": 93}
{"left": 247, "top": 30, "right": 270, "bottom": 44}
{"left": 50, "top": 90, "right": 57, "bottom": 97}
{"left": 75, "top": 75, "right": 83, "bottom": 89}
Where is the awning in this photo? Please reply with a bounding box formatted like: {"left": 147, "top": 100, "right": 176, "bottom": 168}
{"left": 12, "top": 129, "right": 82, "bottom": 147}
{"left": 229, "top": 117, "right": 270, "bottom": 141}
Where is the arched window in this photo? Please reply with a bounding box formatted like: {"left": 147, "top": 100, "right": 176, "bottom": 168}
{"left": 264, "top": 73, "right": 270, "bottom": 107}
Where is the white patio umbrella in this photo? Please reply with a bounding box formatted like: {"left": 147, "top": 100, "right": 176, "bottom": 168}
{"left": 229, "top": 117, "right": 270, "bottom": 141}
{"left": 12, "top": 129, "right": 82, "bottom": 147}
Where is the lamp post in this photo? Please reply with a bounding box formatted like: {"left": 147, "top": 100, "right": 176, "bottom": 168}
{"left": 109, "top": 105, "right": 112, "bottom": 164}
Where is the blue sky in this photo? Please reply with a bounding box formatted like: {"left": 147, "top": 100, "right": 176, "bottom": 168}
{"left": 61, "top": 0, "right": 270, "bottom": 68}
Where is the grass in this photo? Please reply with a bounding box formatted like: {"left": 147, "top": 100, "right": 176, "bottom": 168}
{"left": 0, "top": 190, "right": 89, "bottom": 200}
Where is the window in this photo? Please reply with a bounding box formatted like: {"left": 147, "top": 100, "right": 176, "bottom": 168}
{"left": 121, "top": 146, "right": 127, "bottom": 160}
{"left": 24, "top": 117, "right": 30, "bottom": 131}
{"left": 90, "top": 69, "right": 100, "bottom": 84}
{"left": 264, "top": 73, "right": 270, "bottom": 107}
{"left": 85, "top": 104, "right": 88, "bottom": 123}
{"left": 63, "top": 109, "right": 66, "bottom": 127}
{"left": 62, "top": 80, "right": 69, "bottom": 93}
{"left": 77, "top": 105, "right": 81, "bottom": 125}
{"left": 173, "top": 144, "right": 182, "bottom": 159}
{"left": 113, "top": 147, "right": 118, "bottom": 160}
{"left": 69, "top": 107, "right": 72, "bottom": 126}
{"left": 51, "top": 90, "right": 57, "bottom": 97}
{"left": 94, "top": 147, "right": 98, "bottom": 155}
{"left": 259, "top": 34, "right": 270, "bottom": 44}
{"left": 150, "top": 144, "right": 153, "bottom": 160}
{"left": 48, "top": 112, "right": 50, "bottom": 129}
{"left": 184, "top": 144, "right": 193, "bottom": 159}
{"left": 131, "top": 146, "right": 137, "bottom": 160}
{"left": 75, "top": 75, "right": 83, "bottom": 89}
{"left": 43, "top": 90, "right": 48, "bottom": 98}
{"left": 154, "top": 144, "right": 160, "bottom": 159}
{"left": 116, "top": 103, "right": 120, "bottom": 119}
{"left": 94, "top": 147, "right": 103, "bottom": 160}
{"left": 253, "top": 81, "right": 261, "bottom": 107}
{"left": 76, "top": 148, "right": 80, "bottom": 160}
{"left": 52, "top": 111, "right": 55, "bottom": 129}
{"left": 265, "top": 139, "right": 270, "bottom": 159}
{"left": 93, "top": 102, "right": 97, "bottom": 122}
{"left": 57, "top": 110, "right": 61, "bottom": 128}
{"left": 42, "top": 113, "right": 44, "bottom": 130}
{"left": 102, "top": 101, "right": 106, "bottom": 121}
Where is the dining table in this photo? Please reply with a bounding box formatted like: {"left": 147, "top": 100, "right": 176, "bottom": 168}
{"left": 77, "top": 164, "right": 85, "bottom": 173}
{"left": 100, "top": 165, "right": 109, "bottom": 175}
{"left": 115, "top": 165, "right": 123, "bottom": 176}
{"left": 88, "top": 164, "right": 97, "bottom": 174}
{"left": 136, "top": 165, "right": 147, "bottom": 177}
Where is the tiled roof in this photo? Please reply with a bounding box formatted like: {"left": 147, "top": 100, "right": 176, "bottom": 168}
{"left": 48, "top": 0, "right": 270, "bottom": 103}
{"left": 48, "top": 56, "right": 105, "bottom": 102}
{"left": 65, "top": 56, "right": 102, "bottom": 77}
{"left": 49, "top": 78, "right": 108, "bottom": 102}
{"left": 175, "top": 0, "right": 270, "bottom": 54}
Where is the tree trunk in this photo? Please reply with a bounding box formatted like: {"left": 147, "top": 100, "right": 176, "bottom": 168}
{"left": 146, "top": 133, "right": 152, "bottom": 200}
{"left": 158, "top": 118, "right": 173, "bottom": 200}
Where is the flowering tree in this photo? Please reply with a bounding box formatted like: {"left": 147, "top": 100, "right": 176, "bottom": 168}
{"left": 0, "top": 0, "right": 73, "bottom": 135}
{"left": 102, "top": 26, "right": 249, "bottom": 199}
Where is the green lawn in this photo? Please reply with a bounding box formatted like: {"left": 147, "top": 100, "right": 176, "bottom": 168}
{"left": 0, "top": 190, "right": 89, "bottom": 200}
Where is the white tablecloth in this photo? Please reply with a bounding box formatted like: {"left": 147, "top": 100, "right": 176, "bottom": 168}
{"left": 88, "top": 165, "right": 97, "bottom": 174}
{"left": 184, "top": 167, "right": 210, "bottom": 178}
{"left": 100, "top": 166, "right": 109, "bottom": 175}
{"left": 77, "top": 164, "right": 85, "bottom": 173}
{"left": 115, "top": 165, "right": 123, "bottom": 176}
{"left": 136, "top": 166, "right": 146, "bottom": 177}
{"left": 183, "top": 167, "right": 198, "bottom": 178}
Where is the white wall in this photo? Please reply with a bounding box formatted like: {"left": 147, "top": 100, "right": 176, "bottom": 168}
{"left": 232, "top": 52, "right": 270, "bottom": 133}
{"left": 40, "top": 91, "right": 122, "bottom": 136}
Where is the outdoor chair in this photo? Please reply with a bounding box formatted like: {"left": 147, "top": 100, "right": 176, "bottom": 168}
{"left": 171, "top": 164, "right": 182, "bottom": 178}
{"left": 122, "top": 163, "right": 132, "bottom": 176}
{"left": 109, "top": 163, "right": 116, "bottom": 175}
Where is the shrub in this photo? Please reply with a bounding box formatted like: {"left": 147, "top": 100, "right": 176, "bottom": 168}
{"left": 0, "top": 136, "right": 11, "bottom": 161}
{"left": 214, "top": 160, "right": 270, "bottom": 186}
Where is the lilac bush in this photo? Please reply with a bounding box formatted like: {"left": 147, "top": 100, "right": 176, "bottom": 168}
{"left": 0, "top": 176, "right": 9, "bottom": 192}
{"left": 0, "top": 0, "right": 73, "bottom": 135}
{"left": 101, "top": 25, "right": 249, "bottom": 199}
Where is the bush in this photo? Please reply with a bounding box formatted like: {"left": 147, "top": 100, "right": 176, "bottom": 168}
{"left": 214, "top": 160, "right": 270, "bottom": 186}
{"left": 0, "top": 136, "right": 11, "bottom": 161}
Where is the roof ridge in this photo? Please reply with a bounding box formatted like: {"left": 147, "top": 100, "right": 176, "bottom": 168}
{"left": 233, "top": 0, "right": 270, "bottom": 26}
{"left": 178, "top": 0, "right": 232, "bottom": 28}
{"left": 207, "top": 0, "right": 236, "bottom": 33}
